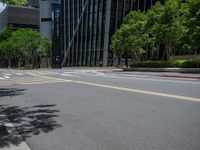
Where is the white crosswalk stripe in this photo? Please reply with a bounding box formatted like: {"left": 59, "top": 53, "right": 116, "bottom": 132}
{"left": 16, "top": 73, "right": 24, "bottom": 76}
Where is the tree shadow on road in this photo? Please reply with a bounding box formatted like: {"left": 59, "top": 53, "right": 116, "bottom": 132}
{"left": 0, "top": 103, "right": 61, "bottom": 148}
{"left": 0, "top": 88, "right": 26, "bottom": 97}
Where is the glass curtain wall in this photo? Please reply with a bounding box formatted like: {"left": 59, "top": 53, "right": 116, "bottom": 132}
{"left": 60, "top": 0, "right": 161, "bottom": 67}
{"left": 61, "top": 0, "right": 107, "bottom": 67}
{"left": 52, "top": 3, "right": 62, "bottom": 68}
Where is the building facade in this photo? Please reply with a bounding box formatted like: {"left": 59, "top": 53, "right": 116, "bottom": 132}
{"left": 0, "top": 5, "right": 39, "bottom": 31}
{"left": 40, "top": 0, "right": 62, "bottom": 67}
{"left": 55, "top": 0, "right": 162, "bottom": 67}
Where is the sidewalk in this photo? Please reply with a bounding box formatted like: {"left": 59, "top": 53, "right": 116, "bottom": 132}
{"left": 116, "top": 71, "right": 200, "bottom": 80}
{"left": 123, "top": 67, "right": 200, "bottom": 73}
{"left": 89, "top": 67, "right": 200, "bottom": 80}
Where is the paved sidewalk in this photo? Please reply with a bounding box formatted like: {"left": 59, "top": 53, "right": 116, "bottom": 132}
{"left": 116, "top": 71, "right": 200, "bottom": 80}
{"left": 123, "top": 67, "right": 200, "bottom": 73}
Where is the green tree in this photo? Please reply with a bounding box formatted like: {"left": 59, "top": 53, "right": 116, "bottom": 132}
{"left": 9, "top": 29, "right": 42, "bottom": 68}
{"left": 0, "top": 28, "right": 51, "bottom": 68}
{"left": 38, "top": 37, "right": 52, "bottom": 58}
{"left": 0, "top": 0, "right": 27, "bottom": 6}
{"left": 0, "top": 39, "right": 15, "bottom": 67}
{"left": 0, "top": 28, "right": 14, "bottom": 67}
{"left": 0, "top": 27, "right": 13, "bottom": 42}
{"left": 146, "top": 0, "right": 183, "bottom": 60}
{"left": 186, "top": 0, "right": 200, "bottom": 55}
{"left": 111, "top": 10, "right": 148, "bottom": 61}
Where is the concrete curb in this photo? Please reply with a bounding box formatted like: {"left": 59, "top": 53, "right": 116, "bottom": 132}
{"left": 0, "top": 115, "right": 31, "bottom": 150}
{"left": 123, "top": 68, "right": 200, "bottom": 73}
{"left": 158, "top": 75, "right": 200, "bottom": 80}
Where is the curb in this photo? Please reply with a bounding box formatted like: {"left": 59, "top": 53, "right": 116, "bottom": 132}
{"left": 123, "top": 68, "right": 200, "bottom": 73}
{"left": 0, "top": 115, "right": 31, "bottom": 150}
{"left": 158, "top": 75, "right": 200, "bottom": 80}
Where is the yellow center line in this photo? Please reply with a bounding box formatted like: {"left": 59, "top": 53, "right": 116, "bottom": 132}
{"left": 33, "top": 73, "right": 200, "bottom": 103}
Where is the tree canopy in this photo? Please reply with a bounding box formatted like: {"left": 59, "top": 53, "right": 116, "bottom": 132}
{"left": 111, "top": 11, "right": 148, "bottom": 60}
{"left": 0, "top": 0, "right": 27, "bottom": 6}
{"left": 0, "top": 28, "right": 51, "bottom": 68}
{"left": 111, "top": 0, "right": 200, "bottom": 61}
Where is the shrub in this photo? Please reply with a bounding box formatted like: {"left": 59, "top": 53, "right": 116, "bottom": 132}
{"left": 130, "top": 60, "right": 200, "bottom": 68}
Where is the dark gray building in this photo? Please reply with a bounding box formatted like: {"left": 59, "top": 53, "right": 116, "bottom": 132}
{"left": 0, "top": 5, "right": 39, "bottom": 31}
{"left": 53, "top": 0, "right": 162, "bottom": 67}
{"left": 39, "top": 0, "right": 62, "bottom": 68}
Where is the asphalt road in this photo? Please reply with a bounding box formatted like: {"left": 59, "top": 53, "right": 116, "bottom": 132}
{"left": 0, "top": 68, "right": 200, "bottom": 150}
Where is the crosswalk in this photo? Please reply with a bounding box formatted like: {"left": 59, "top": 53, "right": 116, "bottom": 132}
{"left": 29, "top": 70, "right": 108, "bottom": 78}
{"left": 0, "top": 76, "right": 65, "bottom": 86}
{"left": 0, "top": 71, "right": 64, "bottom": 86}
{"left": 0, "top": 70, "right": 105, "bottom": 86}
{"left": 0, "top": 69, "right": 199, "bottom": 86}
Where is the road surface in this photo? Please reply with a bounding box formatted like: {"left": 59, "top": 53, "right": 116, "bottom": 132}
{"left": 0, "top": 68, "right": 200, "bottom": 150}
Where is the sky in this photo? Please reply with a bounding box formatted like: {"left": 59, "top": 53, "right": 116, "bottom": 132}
{"left": 0, "top": 3, "right": 6, "bottom": 13}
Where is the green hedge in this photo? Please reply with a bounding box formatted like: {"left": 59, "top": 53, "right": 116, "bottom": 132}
{"left": 130, "top": 60, "right": 200, "bottom": 68}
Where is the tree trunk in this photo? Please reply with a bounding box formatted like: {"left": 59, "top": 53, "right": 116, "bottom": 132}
{"left": 162, "top": 41, "right": 171, "bottom": 60}
{"left": 7, "top": 59, "right": 11, "bottom": 68}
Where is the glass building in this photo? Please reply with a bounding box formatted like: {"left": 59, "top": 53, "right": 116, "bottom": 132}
{"left": 56, "top": 0, "right": 162, "bottom": 67}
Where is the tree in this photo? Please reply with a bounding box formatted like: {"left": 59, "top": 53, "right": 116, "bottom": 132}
{"left": 9, "top": 29, "right": 43, "bottom": 68}
{"left": 111, "top": 11, "right": 148, "bottom": 61}
{"left": 0, "top": 27, "right": 12, "bottom": 42}
{"left": 146, "top": 0, "right": 183, "bottom": 60}
{"left": 111, "top": 0, "right": 200, "bottom": 62}
{"left": 0, "top": 0, "right": 27, "bottom": 6}
{"left": 0, "top": 28, "right": 52, "bottom": 68}
{"left": 37, "top": 37, "right": 52, "bottom": 58}
{"left": 0, "top": 39, "right": 15, "bottom": 67}
{"left": 186, "top": 0, "right": 200, "bottom": 55}
{"left": 0, "top": 28, "right": 14, "bottom": 67}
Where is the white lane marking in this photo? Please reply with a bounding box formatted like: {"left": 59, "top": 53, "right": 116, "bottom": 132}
{"left": 60, "top": 73, "right": 80, "bottom": 77}
{"left": 25, "top": 72, "right": 38, "bottom": 76}
{"left": 16, "top": 73, "right": 24, "bottom": 76}
{"left": 3, "top": 75, "right": 10, "bottom": 79}
{"left": 76, "top": 73, "right": 200, "bottom": 85}
{"left": 96, "top": 73, "right": 106, "bottom": 76}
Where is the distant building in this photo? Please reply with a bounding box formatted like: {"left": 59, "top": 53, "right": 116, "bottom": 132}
{"left": 58, "top": 0, "right": 163, "bottom": 67}
{"left": 0, "top": 5, "right": 39, "bottom": 31}
{"left": 39, "top": 0, "right": 163, "bottom": 68}
{"left": 39, "top": 0, "right": 61, "bottom": 39}
{"left": 39, "top": 0, "right": 61, "bottom": 67}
